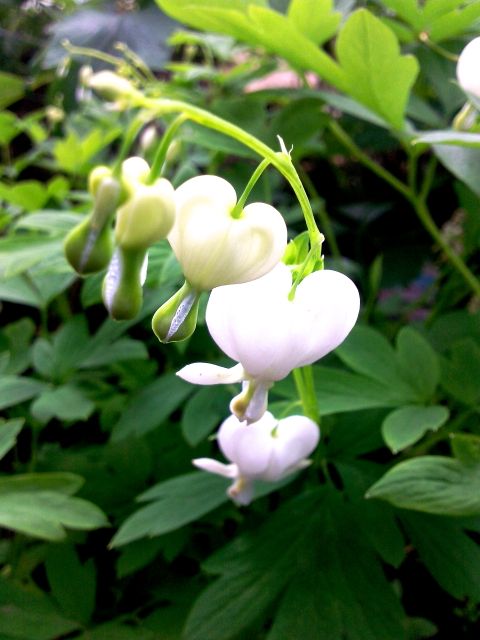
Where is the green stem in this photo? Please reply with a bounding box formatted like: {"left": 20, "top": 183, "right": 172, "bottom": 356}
{"left": 329, "top": 120, "right": 480, "bottom": 298}
{"left": 147, "top": 114, "right": 188, "bottom": 183}
{"left": 135, "top": 95, "right": 324, "bottom": 249}
{"left": 293, "top": 366, "right": 319, "bottom": 424}
{"left": 298, "top": 166, "right": 341, "bottom": 260}
{"left": 231, "top": 158, "right": 271, "bottom": 218}
{"left": 112, "top": 113, "right": 148, "bottom": 177}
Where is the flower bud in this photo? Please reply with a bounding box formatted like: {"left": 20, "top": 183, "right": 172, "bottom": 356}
{"left": 114, "top": 179, "right": 175, "bottom": 251}
{"left": 457, "top": 37, "right": 480, "bottom": 100}
{"left": 103, "top": 248, "right": 148, "bottom": 320}
{"left": 152, "top": 281, "right": 201, "bottom": 343}
{"left": 121, "top": 157, "right": 150, "bottom": 192}
{"left": 88, "top": 166, "right": 113, "bottom": 197}
{"left": 168, "top": 175, "right": 287, "bottom": 291}
{"left": 64, "top": 172, "right": 121, "bottom": 275}
{"left": 88, "top": 71, "right": 138, "bottom": 101}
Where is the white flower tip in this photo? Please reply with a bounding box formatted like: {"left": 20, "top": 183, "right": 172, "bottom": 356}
{"left": 177, "top": 362, "right": 245, "bottom": 385}
{"left": 193, "top": 458, "right": 238, "bottom": 478}
{"left": 227, "top": 477, "right": 254, "bottom": 506}
{"left": 457, "top": 37, "right": 480, "bottom": 99}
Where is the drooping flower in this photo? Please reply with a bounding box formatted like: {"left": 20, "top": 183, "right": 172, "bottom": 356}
{"left": 167, "top": 175, "right": 288, "bottom": 291}
{"left": 457, "top": 37, "right": 480, "bottom": 100}
{"left": 193, "top": 411, "right": 319, "bottom": 505}
{"left": 178, "top": 263, "right": 360, "bottom": 420}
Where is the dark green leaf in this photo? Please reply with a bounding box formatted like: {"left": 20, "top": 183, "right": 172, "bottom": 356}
{"left": 0, "top": 375, "right": 46, "bottom": 410}
{"left": 0, "top": 418, "right": 24, "bottom": 460}
{"left": 382, "top": 405, "right": 449, "bottom": 453}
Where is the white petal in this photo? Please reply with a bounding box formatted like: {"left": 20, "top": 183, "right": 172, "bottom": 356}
{"left": 140, "top": 252, "right": 148, "bottom": 286}
{"left": 192, "top": 458, "right": 238, "bottom": 479}
{"left": 227, "top": 477, "right": 254, "bottom": 505}
{"left": 264, "top": 416, "right": 320, "bottom": 481}
{"left": 457, "top": 37, "right": 480, "bottom": 99}
{"left": 176, "top": 362, "right": 245, "bottom": 385}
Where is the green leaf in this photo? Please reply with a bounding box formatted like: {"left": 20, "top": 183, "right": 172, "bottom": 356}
{"left": 382, "top": 405, "right": 449, "bottom": 453}
{"left": 156, "top": 0, "right": 345, "bottom": 89}
{"left": 366, "top": 455, "right": 480, "bottom": 516}
{"left": 31, "top": 385, "right": 95, "bottom": 424}
{"left": 433, "top": 144, "right": 480, "bottom": 198}
{"left": 415, "top": 130, "right": 480, "bottom": 148}
{"left": 335, "top": 9, "right": 419, "bottom": 129}
{"left": 182, "top": 386, "right": 231, "bottom": 446}
{"left": 46, "top": 544, "right": 96, "bottom": 624}
{"left": 336, "top": 325, "right": 413, "bottom": 392}
{"left": 0, "top": 72, "right": 24, "bottom": 109}
{"left": 0, "top": 375, "right": 46, "bottom": 410}
{"left": 0, "top": 236, "right": 63, "bottom": 278}
{"left": 0, "top": 472, "right": 84, "bottom": 496}
{"left": 0, "top": 111, "right": 19, "bottom": 146}
{"left": 429, "top": 3, "right": 480, "bottom": 42}
{"left": 0, "top": 418, "right": 24, "bottom": 460}
{"left": 310, "top": 366, "right": 417, "bottom": 415}
{"left": 402, "top": 512, "right": 480, "bottom": 602}
{"left": 287, "top": 0, "right": 341, "bottom": 45}
{"left": 1, "top": 317, "right": 35, "bottom": 375}
{"left": 0, "top": 491, "right": 108, "bottom": 541}
{"left": 0, "top": 180, "right": 49, "bottom": 211}
{"left": 185, "top": 491, "right": 324, "bottom": 640}
{"left": 0, "top": 577, "right": 80, "bottom": 640}
{"left": 441, "top": 339, "right": 480, "bottom": 406}
{"left": 110, "top": 472, "right": 229, "bottom": 547}
{"left": 451, "top": 433, "right": 480, "bottom": 466}
{"left": 111, "top": 373, "right": 192, "bottom": 441}
{"left": 396, "top": 327, "right": 440, "bottom": 402}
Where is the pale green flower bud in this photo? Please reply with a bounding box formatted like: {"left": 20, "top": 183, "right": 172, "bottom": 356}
{"left": 88, "top": 71, "right": 138, "bottom": 101}
{"left": 115, "top": 179, "right": 175, "bottom": 251}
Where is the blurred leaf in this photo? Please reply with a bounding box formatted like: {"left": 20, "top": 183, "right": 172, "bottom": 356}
{"left": 0, "top": 418, "right": 24, "bottom": 460}
{"left": 396, "top": 327, "right": 440, "bottom": 402}
{"left": 43, "top": 6, "right": 177, "bottom": 70}
{"left": 1, "top": 317, "right": 35, "bottom": 375}
{"left": 0, "top": 236, "right": 63, "bottom": 278}
{"left": 46, "top": 544, "right": 96, "bottom": 624}
{"left": 31, "top": 384, "right": 95, "bottom": 424}
{"left": 0, "top": 181, "right": 49, "bottom": 211}
{"left": 382, "top": 405, "right": 449, "bottom": 453}
{"left": 434, "top": 144, "right": 480, "bottom": 198}
{"left": 450, "top": 433, "right": 480, "bottom": 466}
{"left": 110, "top": 472, "right": 229, "bottom": 547}
{"left": 441, "top": 339, "right": 480, "bottom": 406}
{"left": 0, "top": 111, "right": 19, "bottom": 145}
{"left": 182, "top": 386, "right": 231, "bottom": 446}
{"left": 111, "top": 373, "right": 192, "bottom": 441}
{"left": 0, "top": 72, "right": 24, "bottom": 109}
{"left": 0, "top": 491, "right": 108, "bottom": 541}
{"left": 402, "top": 512, "right": 480, "bottom": 602}
{"left": 287, "top": 0, "right": 341, "bottom": 44}
{"left": 415, "top": 130, "right": 480, "bottom": 147}
{"left": 0, "top": 577, "right": 80, "bottom": 640}
{"left": 0, "top": 375, "right": 46, "bottom": 410}
{"left": 0, "top": 472, "right": 84, "bottom": 496}
{"left": 366, "top": 455, "right": 480, "bottom": 516}
{"left": 336, "top": 9, "right": 418, "bottom": 129}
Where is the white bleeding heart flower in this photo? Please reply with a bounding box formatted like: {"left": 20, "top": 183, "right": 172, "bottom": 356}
{"left": 177, "top": 263, "right": 360, "bottom": 421}
{"left": 168, "top": 175, "right": 287, "bottom": 291}
{"left": 457, "top": 37, "right": 480, "bottom": 101}
{"left": 193, "top": 411, "right": 319, "bottom": 505}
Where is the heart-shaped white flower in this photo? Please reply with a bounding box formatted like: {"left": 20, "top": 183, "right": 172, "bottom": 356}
{"left": 193, "top": 411, "right": 319, "bottom": 505}
{"left": 168, "top": 175, "right": 287, "bottom": 291}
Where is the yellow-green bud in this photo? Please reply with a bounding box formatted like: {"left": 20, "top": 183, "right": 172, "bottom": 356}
{"left": 88, "top": 71, "right": 137, "bottom": 101}
{"left": 115, "top": 179, "right": 175, "bottom": 250}
{"left": 64, "top": 217, "right": 113, "bottom": 275}
{"left": 152, "top": 281, "right": 200, "bottom": 343}
{"left": 88, "top": 166, "right": 113, "bottom": 197}
{"left": 103, "top": 248, "right": 147, "bottom": 320}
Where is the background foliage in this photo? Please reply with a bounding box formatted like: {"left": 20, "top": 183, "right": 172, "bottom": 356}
{"left": 1, "top": 0, "right": 480, "bottom": 638}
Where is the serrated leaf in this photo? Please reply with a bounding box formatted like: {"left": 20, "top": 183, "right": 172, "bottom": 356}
{"left": 336, "top": 9, "right": 419, "bottom": 129}
{"left": 382, "top": 405, "right": 449, "bottom": 453}
{"left": 110, "top": 472, "right": 229, "bottom": 547}
{"left": 366, "top": 455, "right": 480, "bottom": 516}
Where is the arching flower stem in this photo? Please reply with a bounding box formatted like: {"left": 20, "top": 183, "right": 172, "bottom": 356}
{"left": 147, "top": 114, "right": 188, "bottom": 184}
{"left": 132, "top": 95, "right": 324, "bottom": 251}
{"left": 230, "top": 158, "right": 271, "bottom": 219}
